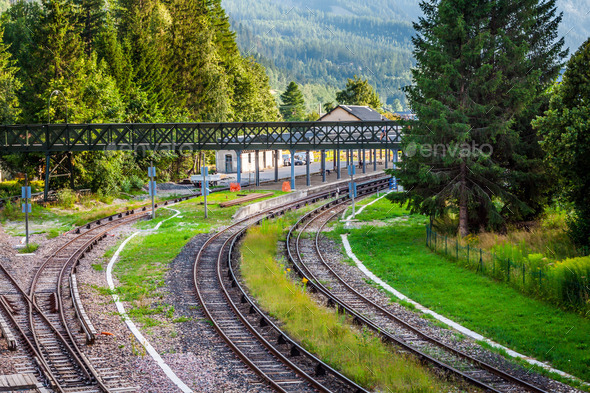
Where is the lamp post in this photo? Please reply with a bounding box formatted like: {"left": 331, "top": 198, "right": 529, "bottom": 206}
{"left": 48, "top": 90, "right": 69, "bottom": 124}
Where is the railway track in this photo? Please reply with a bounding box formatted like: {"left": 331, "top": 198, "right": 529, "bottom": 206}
{"left": 193, "top": 177, "right": 391, "bottom": 393}
{"left": 0, "top": 188, "right": 225, "bottom": 392}
{"left": 0, "top": 211, "right": 149, "bottom": 392}
{"left": 285, "top": 196, "right": 551, "bottom": 393}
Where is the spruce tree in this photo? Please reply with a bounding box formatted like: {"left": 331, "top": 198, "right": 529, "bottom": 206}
{"left": 393, "top": 0, "right": 565, "bottom": 236}
{"left": 167, "top": 0, "right": 230, "bottom": 121}
{"left": 118, "top": 0, "right": 174, "bottom": 120}
{"left": 0, "top": 29, "right": 22, "bottom": 124}
{"left": 280, "top": 81, "right": 306, "bottom": 121}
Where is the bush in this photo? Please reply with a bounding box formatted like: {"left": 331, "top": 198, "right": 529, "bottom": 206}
{"left": 549, "top": 257, "right": 590, "bottom": 309}
{"left": 1, "top": 200, "right": 20, "bottom": 220}
{"left": 121, "top": 179, "right": 132, "bottom": 193}
{"left": 130, "top": 175, "right": 145, "bottom": 191}
{"left": 57, "top": 188, "right": 77, "bottom": 209}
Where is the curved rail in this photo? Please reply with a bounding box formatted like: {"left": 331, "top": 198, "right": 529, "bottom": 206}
{"left": 286, "top": 196, "right": 548, "bottom": 393}
{"left": 193, "top": 178, "right": 390, "bottom": 392}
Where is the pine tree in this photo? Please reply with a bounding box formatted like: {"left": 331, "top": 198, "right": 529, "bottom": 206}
{"left": 76, "top": 0, "right": 106, "bottom": 54}
{"left": 167, "top": 0, "right": 230, "bottom": 121}
{"left": 0, "top": 29, "right": 22, "bottom": 124}
{"left": 24, "top": 0, "right": 88, "bottom": 123}
{"left": 392, "top": 0, "right": 565, "bottom": 236}
{"left": 335, "top": 76, "right": 381, "bottom": 109}
{"left": 280, "top": 81, "right": 305, "bottom": 121}
{"left": 118, "top": 0, "right": 174, "bottom": 120}
{"left": 534, "top": 39, "right": 590, "bottom": 248}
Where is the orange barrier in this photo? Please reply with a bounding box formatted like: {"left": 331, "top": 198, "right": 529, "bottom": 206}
{"left": 230, "top": 183, "right": 241, "bottom": 192}
{"left": 282, "top": 181, "right": 291, "bottom": 192}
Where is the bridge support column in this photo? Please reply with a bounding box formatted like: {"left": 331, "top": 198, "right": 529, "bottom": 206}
{"left": 393, "top": 149, "right": 399, "bottom": 169}
{"left": 321, "top": 149, "right": 326, "bottom": 183}
{"left": 68, "top": 152, "right": 74, "bottom": 189}
{"left": 336, "top": 149, "right": 341, "bottom": 179}
{"left": 346, "top": 150, "right": 350, "bottom": 168}
{"left": 385, "top": 148, "right": 389, "bottom": 169}
{"left": 333, "top": 150, "right": 336, "bottom": 170}
{"left": 373, "top": 149, "right": 377, "bottom": 171}
{"left": 290, "top": 149, "right": 296, "bottom": 190}
{"left": 306, "top": 151, "right": 311, "bottom": 187}
{"left": 362, "top": 149, "right": 366, "bottom": 174}
{"left": 44, "top": 153, "right": 50, "bottom": 202}
{"left": 274, "top": 150, "right": 279, "bottom": 182}
{"left": 236, "top": 150, "right": 242, "bottom": 184}
{"left": 255, "top": 150, "right": 260, "bottom": 187}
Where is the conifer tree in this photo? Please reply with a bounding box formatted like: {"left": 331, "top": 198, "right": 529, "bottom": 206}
{"left": 393, "top": 0, "right": 565, "bottom": 236}
{"left": 336, "top": 76, "right": 381, "bottom": 109}
{"left": 168, "top": 0, "right": 230, "bottom": 121}
{"left": 280, "top": 81, "right": 306, "bottom": 121}
{"left": 534, "top": 39, "right": 590, "bottom": 248}
{"left": 118, "top": 0, "right": 174, "bottom": 120}
{"left": 0, "top": 29, "right": 21, "bottom": 124}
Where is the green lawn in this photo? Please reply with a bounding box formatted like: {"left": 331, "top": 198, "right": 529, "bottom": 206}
{"left": 333, "top": 196, "right": 590, "bottom": 387}
{"left": 105, "top": 190, "right": 287, "bottom": 327}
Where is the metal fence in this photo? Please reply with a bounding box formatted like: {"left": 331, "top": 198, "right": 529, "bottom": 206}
{"left": 425, "top": 225, "right": 590, "bottom": 312}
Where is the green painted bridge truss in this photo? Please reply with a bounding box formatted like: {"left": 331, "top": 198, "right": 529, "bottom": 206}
{"left": 0, "top": 120, "right": 404, "bottom": 153}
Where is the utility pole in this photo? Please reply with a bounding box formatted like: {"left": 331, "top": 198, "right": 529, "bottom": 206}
{"left": 148, "top": 162, "right": 156, "bottom": 220}
{"left": 22, "top": 174, "right": 31, "bottom": 248}
{"left": 202, "top": 166, "right": 209, "bottom": 219}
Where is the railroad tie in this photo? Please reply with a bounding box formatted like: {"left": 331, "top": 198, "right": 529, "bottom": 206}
{"left": 0, "top": 309, "right": 17, "bottom": 351}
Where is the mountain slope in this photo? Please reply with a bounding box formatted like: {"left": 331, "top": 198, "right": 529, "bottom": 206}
{"left": 222, "top": 0, "right": 589, "bottom": 112}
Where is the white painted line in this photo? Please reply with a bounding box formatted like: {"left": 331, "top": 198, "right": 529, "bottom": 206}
{"left": 106, "top": 208, "right": 193, "bottom": 393}
{"left": 343, "top": 190, "right": 392, "bottom": 222}
{"left": 341, "top": 233, "right": 586, "bottom": 385}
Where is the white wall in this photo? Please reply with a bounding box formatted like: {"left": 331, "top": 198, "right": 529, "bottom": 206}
{"left": 216, "top": 150, "right": 284, "bottom": 174}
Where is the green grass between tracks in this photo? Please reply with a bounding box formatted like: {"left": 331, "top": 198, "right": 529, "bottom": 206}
{"left": 240, "top": 220, "right": 456, "bottom": 393}
{"left": 333, "top": 195, "right": 590, "bottom": 388}
{"left": 101, "top": 190, "right": 286, "bottom": 328}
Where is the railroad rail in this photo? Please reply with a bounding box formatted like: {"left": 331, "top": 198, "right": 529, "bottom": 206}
{"left": 285, "top": 197, "right": 551, "bottom": 393}
{"left": 0, "top": 211, "right": 150, "bottom": 392}
{"left": 193, "top": 177, "right": 391, "bottom": 392}
{"left": 0, "top": 183, "right": 234, "bottom": 392}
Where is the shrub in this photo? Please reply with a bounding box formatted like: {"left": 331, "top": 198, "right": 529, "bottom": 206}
{"left": 1, "top": 200, "right": 20, "bottom": 220}
{"left": 549, "top": 257, "right": 590, "bottom": 309}
{"left": 130, "top": 175, "right": 145, "bottom": 190}
{"left": 57, "top": 188, "right": 77, "bottom": 209}
{"left": 121, "top": 179, "right": 132, "bottom": 193}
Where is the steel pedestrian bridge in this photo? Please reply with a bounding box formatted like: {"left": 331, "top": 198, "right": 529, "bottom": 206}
{"left": 0, "top": 120, "right": 403, "bottom": 153}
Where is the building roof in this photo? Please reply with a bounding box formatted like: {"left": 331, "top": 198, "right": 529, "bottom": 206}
{"left": 320, "top": 105, "right": 384, "bottom": 121}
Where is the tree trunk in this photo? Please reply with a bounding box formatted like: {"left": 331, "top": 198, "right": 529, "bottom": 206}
{"left": 459, "top": 161, "right": 469, "bottom": 237}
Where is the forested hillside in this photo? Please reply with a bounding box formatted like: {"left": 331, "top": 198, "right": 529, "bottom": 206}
{"left": 223, "top": 0, "right": 589, "bottom": 111}
{"left": 0, "top": 0, "right": 279, "bottom": 191}
{"left": 1, "top": 0, "right": 279, "bottom": 124}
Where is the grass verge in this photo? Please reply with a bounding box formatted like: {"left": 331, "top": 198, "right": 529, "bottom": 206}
{"left": 333, "top": 198, "right": 590, "bottom": 387}
{"left": 240, "top": 220, "right": 454, "bottom": 392}
{"left": 106, "top": 190, "right": 287, "bottom": 328}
